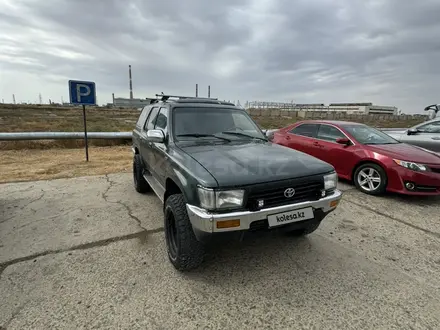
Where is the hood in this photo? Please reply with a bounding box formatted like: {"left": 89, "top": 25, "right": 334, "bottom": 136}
{"left": 366, "top": 143, "right": 440, "bottom": 164}
{"left": 177, "top": 141, "right": 334, "bottom": 187}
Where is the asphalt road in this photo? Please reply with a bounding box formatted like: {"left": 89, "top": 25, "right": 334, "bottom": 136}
{"left": 1, "top": 173, "right": 439, "bottom": 330}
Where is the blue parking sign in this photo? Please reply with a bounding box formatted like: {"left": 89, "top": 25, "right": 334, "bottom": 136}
{"left": 68, "top": 80, "right": 96, "bottom": 105}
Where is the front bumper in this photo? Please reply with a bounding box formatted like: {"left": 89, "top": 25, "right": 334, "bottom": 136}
{"left": 387, "top": 166, "right": 440, "bottom": 195}
{"left": 186, "top": 189, "right": 342, "bottom": 234}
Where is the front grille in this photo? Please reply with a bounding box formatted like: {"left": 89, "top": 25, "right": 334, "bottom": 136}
{"left": 429, "top": 166, "right": 440, "bottom": 174}
{"left": 245, "top": 175, "right": 324, "bottom": 211}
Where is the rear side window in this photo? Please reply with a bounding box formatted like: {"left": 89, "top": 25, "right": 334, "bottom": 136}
{"left": 289, "top": 124, "right": 319, "bottom": 138}
{"left": 317, "top": 125, "right": 346, "bottom": 142}
{"left": 136, "top": 106, "right": 150, "bottom": 128}
{"left": 143, "top": 107, "right": 159, "bottom": 131}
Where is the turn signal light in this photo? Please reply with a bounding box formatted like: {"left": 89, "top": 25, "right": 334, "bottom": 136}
{"left": 330, "top": 200, "right": 339, "bottom": 208}
{"left": 216, "top": 219, "right": 240, "bottom": 229}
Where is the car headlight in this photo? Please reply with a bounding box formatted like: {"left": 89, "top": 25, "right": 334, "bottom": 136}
{"left": 393, "top": 159, "right": 428, "bottom": 172}
{"left": 324, "top": 172, "right": 338, "bottom": 190}
{"left": 197, "top": 186, "right": 245, "bottom": 210}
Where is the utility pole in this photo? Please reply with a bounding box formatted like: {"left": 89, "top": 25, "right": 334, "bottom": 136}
{"left": 208, "top": 85, "right": 210, "bottom": 98}
{"left": 195, "top": 84, "right": 198, "bottom": 97}
{"left": 12, "top": 94, "right": 16, "bottom": 104}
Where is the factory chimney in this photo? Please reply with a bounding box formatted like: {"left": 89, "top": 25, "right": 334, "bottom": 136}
{"left": 129, "top": 65, "right": 133, "bottom": 99}
{"left": 112, "top": 93, "right": 115, "bottom": 105}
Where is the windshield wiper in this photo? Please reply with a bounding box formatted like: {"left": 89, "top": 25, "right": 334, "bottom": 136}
{"left": 220, "top": 131, "right": 267, "bottom": 141}
{"left": 176, "top": 133, "right": 231, "bottom": 142}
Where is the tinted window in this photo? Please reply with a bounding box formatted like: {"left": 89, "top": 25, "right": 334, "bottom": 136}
{"left": 143, "top": 107, "right": 159, "bottom": 131}
{"left": 289, "top": 124, "right": 319, "bottom": 137}
{"left": 342, "top": 124, "right": 399, "bottom": 145}
{"left": 155, "top": 107, "right": 169, "bottom": 134}
{"left": 317, "top": 125, "right": 346, "bottom": 142}
{"left": 173, "top": 107, "right": 265, "bottom": 140}
{"left": 417, "top": 121, "right": 440, "bottom": 133}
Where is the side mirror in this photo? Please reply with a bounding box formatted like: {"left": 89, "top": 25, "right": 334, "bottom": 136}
{"left": 336, "top": 137, "right": 350, "bottom": 145}
{"left": 146, "top": 129, "right": 165, "bottom": 143}
{"left": 407, "top": 128, "right": 419, "bottom": 135}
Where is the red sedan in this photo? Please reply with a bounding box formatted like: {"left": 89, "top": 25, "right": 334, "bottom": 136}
{"left": 272, "top": 120, "right": 440, "bottom": 196}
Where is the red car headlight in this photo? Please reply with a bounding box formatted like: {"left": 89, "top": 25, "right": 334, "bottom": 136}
{"left": 393, "top": 159, "right": 428, "bottom": 172}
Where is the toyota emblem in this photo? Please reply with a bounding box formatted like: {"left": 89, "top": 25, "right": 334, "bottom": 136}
{"left": 284, "top": 188, "right": 295, "bottom": 198}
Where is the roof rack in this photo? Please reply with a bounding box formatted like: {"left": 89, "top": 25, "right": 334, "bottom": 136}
{"left": 154, "top": 94, "right": 218, "bottom": 102}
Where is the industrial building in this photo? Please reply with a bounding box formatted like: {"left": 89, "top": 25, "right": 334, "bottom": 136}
{"left": 111, "top": 96, "right": 154, "bottom": 109}
{"left": 108, "top": 65, "right": 155, "bottom": 109}
{"left": 328, "top": 103, "right": 398, "bottom": 115}
{"left": 246, "top": 101, "right": 398, "bottom": 115}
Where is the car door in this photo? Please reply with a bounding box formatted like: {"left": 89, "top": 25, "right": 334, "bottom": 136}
{"left": 314, "top": 124, "right": 356, "bottom": 177}
{"left": 285, "top": 123, "right": 321, "bottom": 158}
{"left": 151, "top": 106, "right": 169, "bottom": 186}
{"left": 400, "top": 120, "right": 440, "bottom": 152}
{"left": 140, "top": 106, "right": 159, "bottom": 172}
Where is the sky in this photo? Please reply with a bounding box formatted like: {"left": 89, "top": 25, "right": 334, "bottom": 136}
{"left": 1, "top": 0, "right": 440, "bottom": 113}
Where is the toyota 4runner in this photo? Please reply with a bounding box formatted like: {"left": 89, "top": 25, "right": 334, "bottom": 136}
{"left": 132, "top": 94, "right": 342, "bottom": 271}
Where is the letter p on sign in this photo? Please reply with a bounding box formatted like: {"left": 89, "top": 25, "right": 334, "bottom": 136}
{"left": 68, "top": 80, "right": 96, "bottom": 105}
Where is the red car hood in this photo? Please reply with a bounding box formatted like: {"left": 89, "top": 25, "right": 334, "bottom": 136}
{"left": 366, "top": 143, "right": 440, "bottom": 164}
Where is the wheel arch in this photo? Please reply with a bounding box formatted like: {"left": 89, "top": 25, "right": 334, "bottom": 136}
{"left": 351, "top": 159, "right": 387, "bottom": 182}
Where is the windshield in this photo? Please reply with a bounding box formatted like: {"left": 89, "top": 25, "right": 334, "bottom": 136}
{"left": 173, "top": 107, "right": 266, "bottom": 141}
{"left": 342, "top": 124, "right": 400, "bottom": 145}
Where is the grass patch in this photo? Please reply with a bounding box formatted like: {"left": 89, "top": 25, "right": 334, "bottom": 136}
{"left": 253, "top": 116, "right": 425, "bottom": 129}
{"left": 0, "top": 146, "right": 132, "bottom": 184}
{"left": 0, "top": 105, "right": 426, "bottom": 150}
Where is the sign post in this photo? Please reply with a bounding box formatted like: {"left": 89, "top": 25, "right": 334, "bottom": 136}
{"left": 68, "top": 80, "right": 96, "bottom": 161}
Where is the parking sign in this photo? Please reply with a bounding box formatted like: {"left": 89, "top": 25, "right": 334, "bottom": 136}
{"left": 68, "top": 80, "right": 96, "bottom": 105}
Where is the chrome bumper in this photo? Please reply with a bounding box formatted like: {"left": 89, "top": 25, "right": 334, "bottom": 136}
{"left": 186, "top": 189, "right": 342, "bottom": 233}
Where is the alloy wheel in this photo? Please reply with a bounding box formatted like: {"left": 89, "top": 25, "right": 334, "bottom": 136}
{"left": 357, "top": 167, "right": 381, "bottom": 192}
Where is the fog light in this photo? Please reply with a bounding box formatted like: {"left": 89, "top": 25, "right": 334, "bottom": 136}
{"left": 216, "top": 219, "right": 240, "bottom": 229}
{"left": 405, "top": 182, "right": 415, "bottom": 190}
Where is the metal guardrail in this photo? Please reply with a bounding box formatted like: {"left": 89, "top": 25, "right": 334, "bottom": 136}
{"left": 0, "top": 128, "right": 405, "bottom": 141}
{"left": 0, "top": 132, "right": 132, "bottom": 141}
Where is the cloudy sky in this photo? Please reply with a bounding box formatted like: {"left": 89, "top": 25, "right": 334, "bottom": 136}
{"left": 1, "top": 0, "right": 440, "bottom": 113}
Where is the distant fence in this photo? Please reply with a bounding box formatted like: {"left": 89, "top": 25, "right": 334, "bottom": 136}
{"left": 246, "top": 108, "right": 428, "bottom": 121}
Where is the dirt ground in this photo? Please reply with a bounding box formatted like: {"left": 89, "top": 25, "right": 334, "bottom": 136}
{"left": 0, "top": 146, "right": 131, "bottom": 183}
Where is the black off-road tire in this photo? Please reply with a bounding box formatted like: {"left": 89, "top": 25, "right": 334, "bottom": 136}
{"left": 353, "top": 162, "right": 387, "bottom": 195}
{"left": 133, "top": 154, "right": 150, "bottom": 193}
{"left": 287, "top": 221, "right": 321, "bottom": 237}
{"left": 164, "top": 194, "right": 204, "bottom": 271}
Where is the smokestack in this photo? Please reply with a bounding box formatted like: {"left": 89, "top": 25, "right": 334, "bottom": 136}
{"left": 112, "top": 93, "right": 115, "bottom": 105}
{"left": 208, "top": 85, "right": 211, "bottom": 98}
{"left": 129, "top": 65, "right": 133, "bottom": 99}
{"left": 195, "top": 84, "right": 198, "bottom": 97}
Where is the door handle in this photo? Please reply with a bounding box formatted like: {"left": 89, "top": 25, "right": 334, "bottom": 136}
{"left": 313, "top": 141, "right": 320, "bottom": 146}
{"left": 286, "top": 136, "right": 291, "bottom": 140}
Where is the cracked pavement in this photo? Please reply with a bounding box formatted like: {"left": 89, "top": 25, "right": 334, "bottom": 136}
{"left": 1, "top": 173, "right": 440, "bottom": 329}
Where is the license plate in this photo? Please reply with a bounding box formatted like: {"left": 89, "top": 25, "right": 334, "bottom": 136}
{"left": 267, "top": 207, "right": 314, "bottom": 228}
